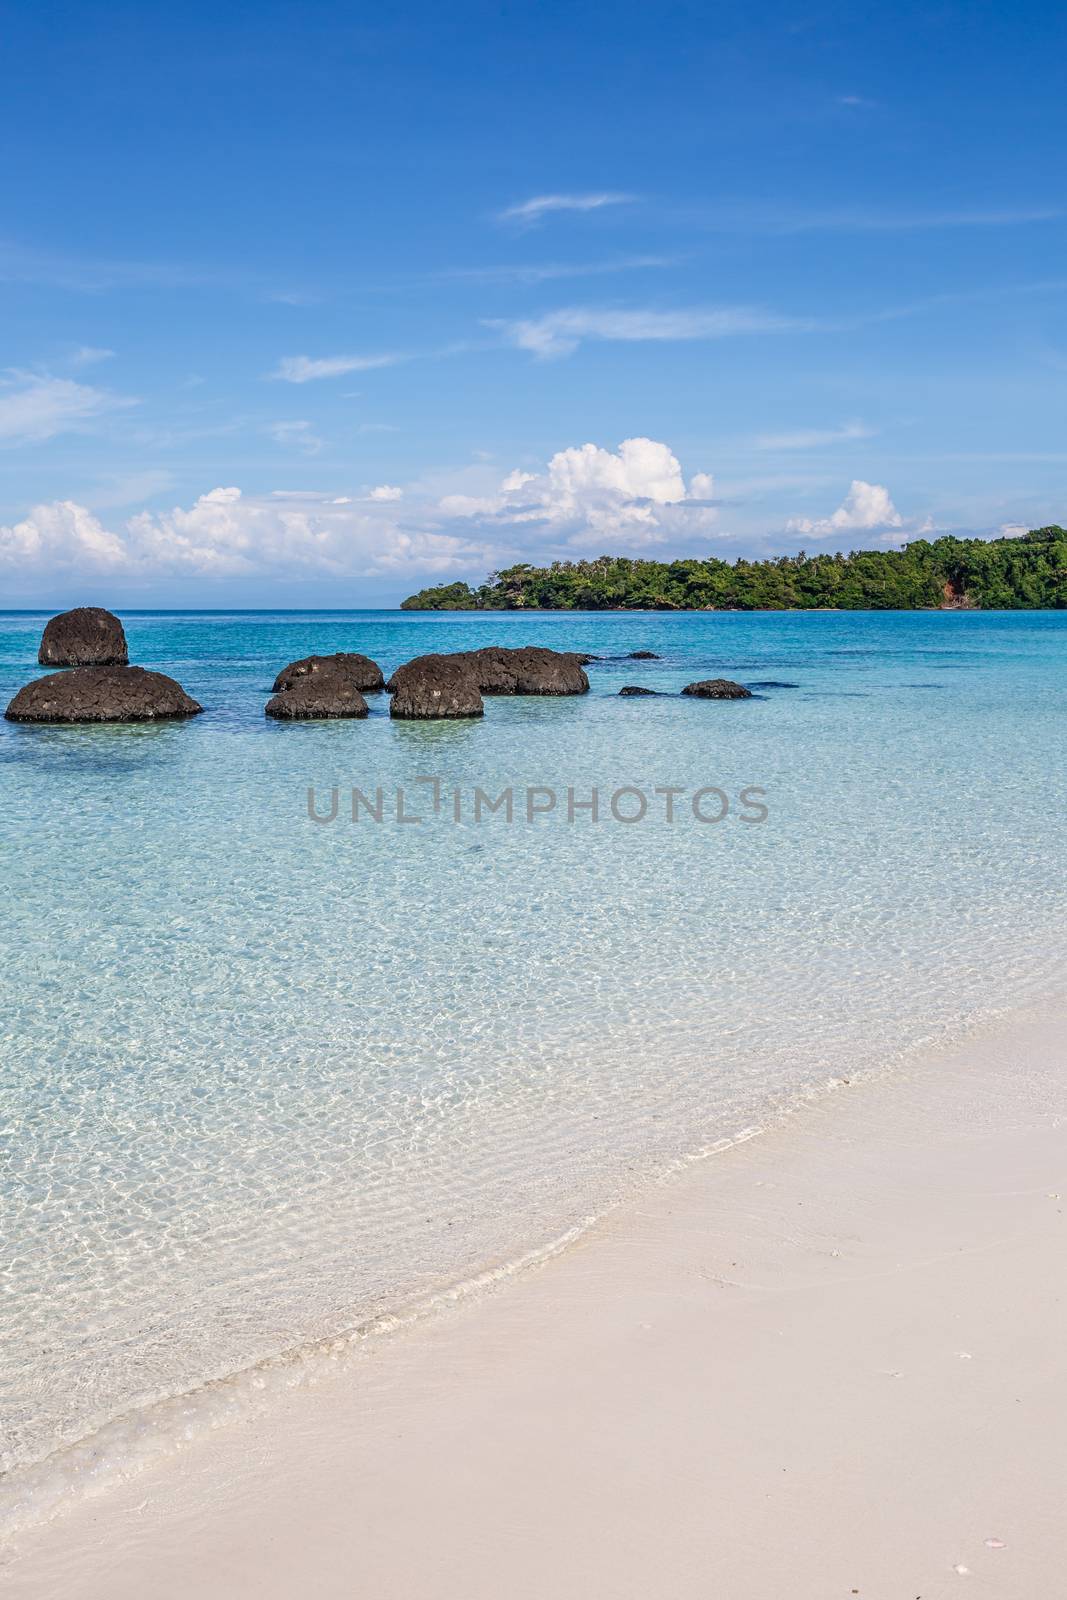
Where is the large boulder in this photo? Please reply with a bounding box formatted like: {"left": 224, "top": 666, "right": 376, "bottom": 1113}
{"left": 38, "top": 607, "right": 128, "bottom": 667}
{"left": 681, "top": 678, "right": 752, "bottom": 700}
{"left": 266, "top": 666, "right": 369, "bottom": 720}
{"left": 272, "top": 652, "right": 384, "bottom": 694}
{"left": 389, "top": 655, "right": 484, "bottom": 720}
{"left": 5, "top": 666, "right": 202, "bottom": 723}
{"left": 455, "top": 646, "right": 589, "bottom": 696}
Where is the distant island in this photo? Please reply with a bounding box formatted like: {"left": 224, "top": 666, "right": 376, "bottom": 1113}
{"left": 402, "top": 526, "right": 1067, "bottom": 611}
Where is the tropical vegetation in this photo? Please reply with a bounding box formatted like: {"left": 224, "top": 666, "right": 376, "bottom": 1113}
{"left": 401, "top": 527, "right": 1067, "bottom": 611}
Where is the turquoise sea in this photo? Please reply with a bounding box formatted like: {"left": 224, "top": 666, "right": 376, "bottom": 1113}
{"left": 2, "top": 608, "right": 1067, "bottom": 1532}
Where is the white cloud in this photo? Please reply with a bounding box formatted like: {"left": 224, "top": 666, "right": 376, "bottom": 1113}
{"left": 0, "top": 500, "right": 129, "bottom": 566}
{"left": 0, "top": 487, "right": 495, "bottom": 580}
{"left": 0, "top": 437, "right": 725, "bottom": 578}
{"left": 494, "top": 305, "right": 803, "bottom": 358}
{"left": 497, "top": 192, "right": 635, "bottom": 225}
{"left": 267, "top": 419, "right": 324, "bottom": 455}
{"left": 686, "top": 202, "right": 1063, "bottom": 236}
{"left": 437, "top": 437, "right": 719, "bottom": 549}
{"left": 786, "top": 479, "right": 903, "bottom": 537}
{"left": 0, "top": 371, "right": 134, "bottom": 445}
{"left": 446, "top": 255, "right": 674, "bottom": 285}
{"left": 754, "top": 420, "right": 875, "bottom": 450}
{"left": 70, "top": 345, "right": 115, "bottom": 368}
{"left": 271, "top": 353, "right": 399, "bottom": 383}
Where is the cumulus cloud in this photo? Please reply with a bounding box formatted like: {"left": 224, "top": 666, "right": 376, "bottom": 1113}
{"left": 0, "top": 437, "right": 726, "bottom": 579}
{"left": 0, "top": 487, "right": 496, "bottom": 580}
{"left": 437, "top": 436, "right": 719, "bottom": 549}
{"left": 271, "top": 353, "right": 399, "bottom": 383}
{"left": 0, "top": 371, "right": 134, "bottom": 445}
{"left": 497, "top": 192, "right": 635, "bottom": 225}
{"left": 494, "top": 305, "right": 803, "bottom": 358}
{"left": 0, "top": 500, "right": 129, "bottom": 567}
{"left": 785, "top": 479, "right": 903, "bottom": 537}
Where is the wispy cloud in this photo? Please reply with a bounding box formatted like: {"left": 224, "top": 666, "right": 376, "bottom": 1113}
{"left": 491, "top": 305, "right": 808, "bottom": 358}
{"left": 754, "top": 421, "right": 875, "bottom": 450}
{"left": 0, "top": 370, "right": 136, "bottom": 446}
{"left": 69, "top": 345, "right": 115, "bottom": 369}
{"left": 80, "top": 470, "right": 176, "bottom": 509}
{"left": 271, "top": 353, "right": 401, "bottom": 383}
{"left": 685, "top": 203, "right": 1063, "bottom": 236}
{"left": 444, "top": 255, "right": 677, "bottom": 286}
{"left": 497, "top": 192, "right": 635, "bottom": 226}
{"left": 0, "top": 239, "right": 310, "bottom": 302}
{"left": 267, "top": 419, "right": 324, "bottom": 455}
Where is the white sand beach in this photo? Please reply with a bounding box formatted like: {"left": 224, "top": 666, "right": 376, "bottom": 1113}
{"left": 4, "top": 1007, "right": 1065, "bottom": 1600}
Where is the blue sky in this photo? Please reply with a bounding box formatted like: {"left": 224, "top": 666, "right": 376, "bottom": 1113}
{"left": 1, "top": 0, "right": 1065, "bottom": 605}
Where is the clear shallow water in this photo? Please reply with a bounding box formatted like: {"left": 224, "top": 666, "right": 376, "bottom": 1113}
{"left": 2, "top": 609, "right": 1067, "bottom": 1530}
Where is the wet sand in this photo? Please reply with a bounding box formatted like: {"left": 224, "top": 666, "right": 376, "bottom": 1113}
{"left": 4, "top": 1008, "right": 1065, "bottom": 1600}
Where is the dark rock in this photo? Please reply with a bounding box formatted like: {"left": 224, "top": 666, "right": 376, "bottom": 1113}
{"left": 681, "top": 678, "right": 753, "bottom": 700}
{"left": 618, "top": 685, "right": 659, "bottom": 696}
{"left": 570, "top": 652, "right": 601, "bottom": 664}
{"left": 272, "top": 652, "right": 384, "bottom": 694}
{"left": 627, "top": 650, "right": 661, "bottom": 660}
{"left": 266, "top": 668, "right": 369, "bottom": 720}
{"left": 5, "top": 666, "right": 202, "bottom": 723}
{"left": 385, "top": 645, "right": 588, "bottom": 706}
{"left": 457, "top": 646, "right": 589, "bottom": 695}
{"left": 749, "top": 680, "right": 798, "bottom": 689}
{"left": 388, "top": 655, "right": 484, "bottom": 720}
{"left": 38, "top": 607, "right": 128, "bottom": 667}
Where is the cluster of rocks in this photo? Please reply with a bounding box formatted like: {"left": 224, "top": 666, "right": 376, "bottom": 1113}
{"left": 386, "top": 645, "right": 590, "bottom": 719}
{"left": 263, "top": 644, "right": 592, "bottom": 721}
{"left": 265, "top": 653, "right": 384, "bottom": 720}
{"left": 5, "top": 610, "right": 203, "bottom": 724}
{"left": 617, "top": 678, "right": 751, "bottom": 699}
{"left": 4, "top": 612, "right": 754, "bottom": 725}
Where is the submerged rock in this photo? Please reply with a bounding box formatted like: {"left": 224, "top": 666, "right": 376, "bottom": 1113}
{"left": 627, "top": 650, "right": 661, "bottom": 660}
{"left": 681, "top": 678, "right": 753, "bottom": 700}
{"left": 271, "top": 652, "right": 384, "bottom": 693}
{"left": 388, "top": 654, "right": 484, "bottom": 719}
{"left": 570, "top": 652, "right": 601, "bottom": 664}
{"left": 38, "top": 607, "right": 128, "bottom": 667}
{"left": 5, "top": 666, "right": 202, "bottom": 723}
{"left": 266, "top": 669, "right": 369, "bottom": 720}
{"left": 618, "top": 685, "right": 659, "bottom": 696}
